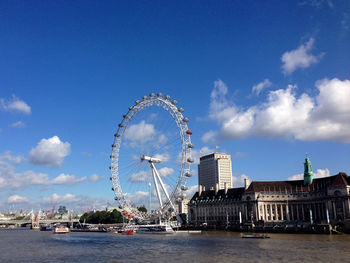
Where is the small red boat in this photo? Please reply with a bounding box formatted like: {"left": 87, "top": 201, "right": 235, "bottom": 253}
{"left": 121, "top": 229, "right": 134, "bottom": 235}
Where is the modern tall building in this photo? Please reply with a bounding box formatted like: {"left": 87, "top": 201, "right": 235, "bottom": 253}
{"left": 198, "top": 153, "right": 233, "bottom": 191}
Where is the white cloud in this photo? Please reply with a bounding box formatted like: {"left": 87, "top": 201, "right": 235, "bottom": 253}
{"left": 43, "top": 193, "right": 80, "bottom": 203}
{"left": 190, "top": 146, "right": 214, "bottom": 165}
{"left": 153, "top": 152, "right": 170, "bottom": 162}
{"left": 208, "top": 78, "right": 350, "bottom": 143}
{"left": 158, "top": 167, "right": 174, "bottom": 178}
{"left": 281, "top": 38, "right": 324, "bottom": 75}
{"left": 186, "top": 185, "right": 198, "bottom": 199}
{"left": 51, "top": 173, "right": 87, "bottom": 185}
{"left": 7, "top": 195, "right": 29, "bottom": 203}
{"left": 10, "top": 121, "right": 25, "bottom": 128}
{"left": 29, "top": 136, "right": 71, "bottom": 167}
{"left": 129, "top": 166, "right": 173, "bottom": 182}
{"left": 0, "top": 95, "right": 31, "bottom": 114}
{"left": 202, "top": 130, "right": 218, "bottom": 144}
{"left": 0, "top": 152, "right": 86, "bottom": 190}
{"left": 90, "top": 174, "right": 103, "bottom": 182}
{"left": 288, "top": 168, "right": 330, "bottom": 180}
{"left": 130, "top": 170, "right": 150, "bottom": 182}
{"left": 124, "top": 120, "right": 156, "bottom": 143}
{"left": 125, "top": 191, "right": 149, "bottom": 207}
{"left": 252, "top": 79, "right": 272, "bottom": 96}
{"left": 232, "top": 174, "right": 250, "bottom": 187}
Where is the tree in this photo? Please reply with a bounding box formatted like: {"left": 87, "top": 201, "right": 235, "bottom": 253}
{"left": 137, "top": 206, "right": 147, "bottom": 213}
{"left": 58, "top": 206, "right": 68, "bottom": 215}
{"left": 79, "top": 209, "right": 123, "bottom": 224}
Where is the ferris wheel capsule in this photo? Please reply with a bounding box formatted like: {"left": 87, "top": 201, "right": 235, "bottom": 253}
{"left": 181, "top": 186, "right": 188, "bottom": 191}
{"left": 142, "top": 95, "right": 147, "bottom": 100}
{"left": 165, "top": 95, "right": 170, "bottom": 100}
{"left": 118, "top": 123, "right": 124, "bottom": 128}
{"left": 171, "top": 100, "right": 178, "bottom": 105}
{"left": 186, "top": 130, "right": 192, "bottom": 135}
{"left": 187, "top": 157, "right": 194, "bottom": 163}
{"left": 128, "top": 106, "right": 133, "bottom": 110}
{"left": 135, "top": 100, "right": 140, "bottom": 104}
{"left": 184, "top": 171, "right": 192, "bottom": 177}
{"left": 187, "top": 143, "right": 194, "bottom": 148}
{"left": 178, "top": 108, "right": 184, "bottom": 113}
{"left": 149, "top": 93, "right": 155, "bottom": 98}
{"left": 157, "top": 93, "right": 163, "bottom": 97}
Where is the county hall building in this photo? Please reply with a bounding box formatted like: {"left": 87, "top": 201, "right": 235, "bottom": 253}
{"left": 188, "top": 154, "right": 350, "bottom": 230}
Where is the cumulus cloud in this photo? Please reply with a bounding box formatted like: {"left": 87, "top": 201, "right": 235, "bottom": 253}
{"left": 7, "top": 195, "right": 29, "bottom": 203}
{"left": 281, "top": 38, "right": 324, "bottom": 75}
{"left": 208, "top": 78, "right": 350, "bottom": 143}
{"left": 51, "top": 173, "right": 87, "bottom": 185}
{"left": 89, "top": 174, "right": 103, "bottom": 182}
{"left": 153, "top": 152, "right": 170, "bottom": 162}
{"left": 202, "top": 130, "right": 218, "bottom": 144}
{"left": 232, "top": 174, "right": 250, "bottom": 187}
{"left": 186, "top": 185, "right": 199, "bottom": 199}
{"left": 124, "top": 120, "right": 156, "bottom": 143}
{"left": 29, "top": 136, "right": 71, "bottom": 167}
{"left": 130, "top": 170, "right": 150, "bottom": 182}
{"left": 288, "top": 168, "right": 330, "bottom": 180}
{"left": 0, "top": 95, "right": 31, "bottom": 114}
{"left": 125, "top": 191, "right": 149, "bottom": 207}
{"left": 158, "top": 167, "right": 174, "bottom": 178}
{"left": 252, "top": 79, "right": 272, "bottom": 96}
{"left": 10, "top": 121, "right": 25, "bottom": 128}
{"left": 178, "top": 146, "right": 214, "bottom": 165}
{"left": 0, "top": 152, "right": 86, "bottom": 190}
{"left": 129, "top": 166, "right": 174, "bottom": 182}
{"left": 0, "top": 193, "right": 109, "bottom": 212}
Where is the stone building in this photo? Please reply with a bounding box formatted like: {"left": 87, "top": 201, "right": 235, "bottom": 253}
{"left": 188, "top": 157, "right": 350, "bottom": 228}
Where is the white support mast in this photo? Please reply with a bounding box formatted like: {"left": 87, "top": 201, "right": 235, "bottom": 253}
{"left": 141, "top": 155, "right": 176, "bottom": 216}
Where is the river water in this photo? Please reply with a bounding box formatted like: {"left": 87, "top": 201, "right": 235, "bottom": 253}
{"left": 0, "top": 229, "right": 349, "bottom": 263}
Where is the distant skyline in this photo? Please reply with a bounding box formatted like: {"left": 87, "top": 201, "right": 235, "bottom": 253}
{"left": 0, "top": 0, "right": 349, "bottom": 212}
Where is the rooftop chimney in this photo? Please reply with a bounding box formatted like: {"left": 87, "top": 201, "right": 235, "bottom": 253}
{"left": 199, "top": 185, "right": 202, "bottom": 196}
{"left": 244, "top": 178, "right": 251, "bottom": 190}
{"left": 215, "top": 183, "right": 219, "bottom": 195}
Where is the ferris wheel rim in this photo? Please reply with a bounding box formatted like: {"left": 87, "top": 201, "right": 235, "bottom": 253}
{"left": 110, "top": 93, "right": 193, "bottom": 220}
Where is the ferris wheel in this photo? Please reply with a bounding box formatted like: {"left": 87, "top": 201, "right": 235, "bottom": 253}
{"left": 110, "top": 93, "right": 194, "bottom": 221}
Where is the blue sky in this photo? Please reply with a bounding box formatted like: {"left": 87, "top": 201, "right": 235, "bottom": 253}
{"left": 1, "top": 0, "right": 349, "bottom": 212}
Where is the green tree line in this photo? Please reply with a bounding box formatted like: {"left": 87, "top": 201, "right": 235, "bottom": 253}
{"left": 79, "top": 209, "right": 123, "bottom": 224}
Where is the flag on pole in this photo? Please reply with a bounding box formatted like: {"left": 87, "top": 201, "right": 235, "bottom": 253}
{"left": 216, "top": 145, "right": 220, "bottom": 149}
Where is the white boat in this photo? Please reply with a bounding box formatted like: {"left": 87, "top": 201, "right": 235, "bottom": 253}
{"left": 53, "top": 226, "right": 70, "bottom": 234}
{"left": 136, "top": 223, "right": 174, "bottom": 234}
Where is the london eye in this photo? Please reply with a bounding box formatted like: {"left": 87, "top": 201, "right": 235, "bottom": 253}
{"left": 110, "top": 93, "right": 194, "bottom": 222}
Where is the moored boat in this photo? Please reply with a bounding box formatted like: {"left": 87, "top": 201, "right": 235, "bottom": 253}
{"left": 136, "top": 223, "right": 174, "bottom": 234}
{"left": 121, "top": 229, "right": 134, "bottom": 235}
{"left": 53, "top": 226, "right": 70, "bottom": 234}
{"left": 241, "top": 233, "right": 270, "bottom": 239}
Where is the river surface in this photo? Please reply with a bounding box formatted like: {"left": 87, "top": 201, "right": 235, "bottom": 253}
{"left": 0, "top": 229, "right": 349, "bottom": 263}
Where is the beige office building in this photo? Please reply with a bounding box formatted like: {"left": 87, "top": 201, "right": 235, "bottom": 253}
{"left": 198, "top": 153, "right": 233, "bottom": 191}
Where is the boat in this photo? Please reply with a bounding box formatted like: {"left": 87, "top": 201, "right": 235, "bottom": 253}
{"left": 121, "top": 229, "right": 134, "bottom": 235}
{"left": 136, "top": 223, "right": 174, "bottom": 234}
{"left": 241, "top": 233, "right": 270, "bottom": 239}
{"left": 40, "top": 224, "right": 53, "bottom": 231}
{"left": 53, "top": 226, "right": 70, "bottom": 234}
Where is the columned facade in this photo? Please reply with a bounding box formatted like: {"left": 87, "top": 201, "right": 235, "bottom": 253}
{"left": 188, "top": 173, "right": 350, "bottom": 227}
